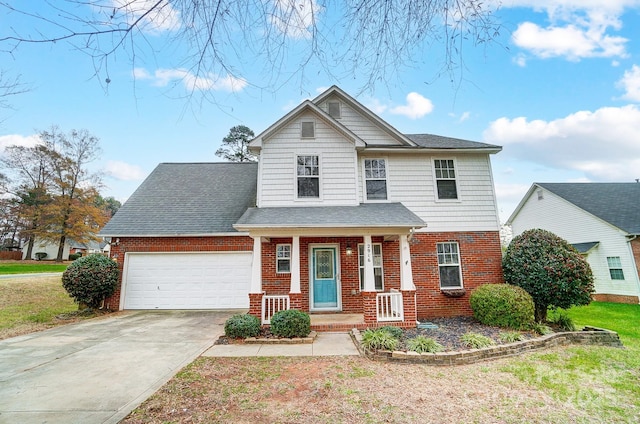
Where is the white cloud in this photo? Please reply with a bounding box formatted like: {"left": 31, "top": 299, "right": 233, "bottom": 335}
{"left": 110, "top": 0, "right": 181, "bottom": 33}
{"left": 135, "top": 68, "right": 247, "bottom": 92}
{"left": 483, "top": 105, "right": 640, "bottom": 181}
{"left": 0, "top": 134, "right": 41, "bottom": 151}
{"left": 389, "top": 92, "right": 434, "bottom": 119}
{"left": 617, "top": 64, "right": 640, "bottom": 102}
{"left": 270, "top": 0, "right": 322, "bottom": 39}
{"left": 105, "top": 161, "right": 145, "bottom": 181}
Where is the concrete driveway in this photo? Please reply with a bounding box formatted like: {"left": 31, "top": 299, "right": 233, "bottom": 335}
{"left": 0, "top": 310, "right": 235, "bottom": 424}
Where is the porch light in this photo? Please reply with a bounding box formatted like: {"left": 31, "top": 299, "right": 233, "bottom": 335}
{"left": 345, "top": 245, "right": 353, "bottom": 255}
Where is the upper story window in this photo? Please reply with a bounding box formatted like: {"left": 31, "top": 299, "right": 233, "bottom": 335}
{"left": 276, "top": 244, "right": 291, "bottom": 273}
{"left": 364, "top": 158, "right": 387, "bottom": 200}
{"left": 328, "top": 101, "right": 341, "bottom": 118}
{"left": 297, "top": 155, "right": 320, "bottom": 198}
{"left": 607, "top": 256, "right": 625, "bottom": 280}
{"left": 437, "top": 242, "right": 463, "bottom": 289}
{"left": 358, "top": 243, "right": 384, "bottom": 291}
{"left": 301, "top": 121, "right": 315, "bottom": 138}
{"left": 434, "top": 159, "right": 458, "bottom": 200}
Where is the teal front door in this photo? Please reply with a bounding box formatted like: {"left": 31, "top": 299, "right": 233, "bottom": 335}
{"left": 312, "top": 247, "right": 338, "bottom": 309}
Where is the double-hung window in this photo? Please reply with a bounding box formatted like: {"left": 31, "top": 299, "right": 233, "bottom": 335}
{"left": 437, "top": 242, "right": 462, "bottom": 288}
{"left": 364, "top": 159, "right": 388, "bottom": 200}
{"left": 297, "top": 155, "right": 320, "bottom": 198}
{"left": 276, "top": 244, "right": 291, "bottom": 273}
{"left": 358, "top": 243, "right": 384, "bottom": 290}
{"left": 434, "top": 159, "right": 458, "bottom": 200}
{"left": 607, "top": 256, "right": 625, "bottom": 280}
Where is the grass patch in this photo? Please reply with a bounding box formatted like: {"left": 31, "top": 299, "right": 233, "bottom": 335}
{"left": 0, "top": 261, "right": 68, "bottom": 275}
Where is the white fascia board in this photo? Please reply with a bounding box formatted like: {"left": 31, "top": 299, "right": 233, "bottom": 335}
{"left": 98, "top": 232, "right": 250, "bottom": 238}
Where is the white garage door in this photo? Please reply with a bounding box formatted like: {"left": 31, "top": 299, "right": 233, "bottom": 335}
{"left": 122, "top": 252, "right": 252, "bottom": 310}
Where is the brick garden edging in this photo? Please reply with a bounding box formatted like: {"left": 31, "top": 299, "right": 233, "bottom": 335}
{"left": 352, "top": 326, "right": 623, "bottom": 365}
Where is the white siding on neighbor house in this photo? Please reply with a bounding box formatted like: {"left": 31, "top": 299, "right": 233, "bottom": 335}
{"left": 22, "top": 239, "right": 71, "bottom": 261}
{"left": 510, "top": 189, "right": 640, "bottom": 298}
{"left": 258, "top": 112, "right": 359, "bottom": 207}
{"left": 319, "top": 97, "right": 401, "bottom": 145}
{"left": 357, "top": 153, "right": 501, "bottom": 232}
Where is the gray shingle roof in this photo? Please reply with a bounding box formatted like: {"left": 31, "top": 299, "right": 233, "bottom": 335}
{"left": 100, "top": 163, "right": 258, "bottom": 236}
{"left": 571, "top": 241, "right": 600, "bottom": 253}
{"left": 234, "top": 203, "right": 426, "bottom": 228}
{"left": 405, "top": 134, "right": 501, "bottom": 150}
{"left": 538, "top": 182, "right": 640, "bottom": 234}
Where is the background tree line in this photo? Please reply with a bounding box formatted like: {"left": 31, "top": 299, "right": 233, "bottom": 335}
{"left": 0, "top": 126, "right": 120, "bottom": 261}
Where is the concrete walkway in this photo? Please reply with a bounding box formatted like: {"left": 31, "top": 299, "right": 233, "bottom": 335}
{"left": 203, "top": 332, "right": 360, "bottom": 357}
{"left": 0, "top": 310, "right": 233, "bottom": 424}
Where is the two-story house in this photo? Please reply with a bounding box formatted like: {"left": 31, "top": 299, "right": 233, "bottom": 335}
{"left": 100, "top": 86, "right": 504, "bottom": 328}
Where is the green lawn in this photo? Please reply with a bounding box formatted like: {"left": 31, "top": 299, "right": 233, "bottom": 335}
{"left": 0, "top": 262, "right": 68, "bottom": 275}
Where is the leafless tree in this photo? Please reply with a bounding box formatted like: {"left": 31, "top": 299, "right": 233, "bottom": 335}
{"left": 0, "top": 1, "right": 500, "bottom": 100}
{"left": 0, "top": 70, "right": 29, "bottom": 121}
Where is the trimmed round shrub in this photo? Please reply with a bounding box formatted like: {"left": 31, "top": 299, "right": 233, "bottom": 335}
{"left": 469, "top": 284, "right": 534, "bottom": 329}
{"left": 62, "top": 254, "right": 119, "bottom": 309}
{"left": 35, "top": 252, "right": 47, "bottom": 260}
{"left": 270, "top": 309, "right": 311, "bottom": 338}
{"left": 69, "top": 253, "right": 82, "bottom": 261}
{"left": 224, "top": 314, "right": 261, "bottom": 338}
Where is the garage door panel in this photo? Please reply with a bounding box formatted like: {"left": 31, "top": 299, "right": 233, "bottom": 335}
{"left": 123, "top": 252, "right": 252, "bottom": 310}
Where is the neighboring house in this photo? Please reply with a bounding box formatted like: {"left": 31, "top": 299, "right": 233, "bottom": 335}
{"left": 22, "top": 239, "right": 71, "bottom": 261}
{"left": 100, "top": 86, "right": 504, "bottom": 327}
{"left": 508, "top": 183, "right": 640, "bottom": 304}
{"left": 69, "top": 240, "right": 110, "bottom": 256}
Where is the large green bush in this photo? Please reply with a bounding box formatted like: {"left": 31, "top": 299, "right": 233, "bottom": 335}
{"left": 469, "top": 284, "right": 534, "bottom": 329}
{"left": 503, "top": 229, "right": 594, "bottom": 322}
{"left": 270, "top": 309, "right": 311, "bottom": 338}
{"left": 224, "top": 314, "right": 261, "bottom": 338}
{"left": 62, "top": 254, "right": 119, "bottom": 308}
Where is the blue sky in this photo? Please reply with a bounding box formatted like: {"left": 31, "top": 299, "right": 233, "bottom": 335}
{"left": 1, "top": 0, "right": 640, "bottom": 223}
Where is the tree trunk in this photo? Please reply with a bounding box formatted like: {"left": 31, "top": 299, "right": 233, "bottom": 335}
{"left": 56, "top": 234, "right": 66, "bottom": 262}
{"left": 535, "top": 303, "right": 548, "bottom": 323}
{"left": 25, "top": 237, "right": 35, "bottom": 260}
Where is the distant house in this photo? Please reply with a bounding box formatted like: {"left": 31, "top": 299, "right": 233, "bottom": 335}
{"left": 100, "top": 85, "right": 505, "bottom": 327}
{"left": 508, "top": 183, "right": 640, "bottom": 304}
{"left": 22, "top": 238, "right": 109, "bottom": 260}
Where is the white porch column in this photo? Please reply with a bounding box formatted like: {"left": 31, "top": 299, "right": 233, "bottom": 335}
{"left": 249, "top": 237, "right": 262, "bottom": 293}
{"left": 290, "top": 236, "right": 301, "bottom": 293}
{"left": 399, "top": 234, "right": 415, "bottom": 290}
{"left": 363, "top": 235, "right": 376, "bottom": 292}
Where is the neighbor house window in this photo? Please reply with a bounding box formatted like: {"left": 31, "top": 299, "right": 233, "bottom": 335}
{"left": 358, "top": 243, "right": 384, "bottom": 291}
{"left": 434, "top": 159, "right": 458, "bottom": 200}
{"left": 607, "top": 256, "right": 625, "bottom": 280}
{"left": 276, "top": 244, "right": 291, "bottom": 273}
{"left": 301, "top": 121, "right": 315, "bottom": 138}
{"left": 297, "top": 155, "right": 320, "bottom": 198}
{"left": 328, "top": 101, "right": 341, "bottom": 118}
{"left": 364, "top": 159, "right": 388, "bottom": 200}
{"left": 437, "top": 242, "right": 462, "bottom": 288}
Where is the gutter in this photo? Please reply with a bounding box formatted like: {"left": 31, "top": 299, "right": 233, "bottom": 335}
{"left": 626, "top": 234, "right": 640, "bottom": 303}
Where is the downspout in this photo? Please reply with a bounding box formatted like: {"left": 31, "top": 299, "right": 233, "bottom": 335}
{"left": 627, "top": 234, "right": 640, "bottom": 304}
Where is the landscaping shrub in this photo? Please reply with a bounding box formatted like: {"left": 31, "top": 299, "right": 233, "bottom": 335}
{"left": 378, "top": 325, "right": 403, "bottom": 339}
{"left": 549, "top": 309, "right": 577, "bottom": 331}
{"left": 270, "top": 309, "right": 311, "bottom": 338}
{"left": 469, "top": 283, "right": 535, "bottom": 329}
{"left": 34, "top": 252, "right": 47, "bottom": 260}
{"left": 69, "top": 253, "right": 82, "bottom": 261}
{"left": 407, "top": 335, "right": 444, "bottom": 353}
{"left": 224, "top": 314, "right": 261, "bottom": 338}
{"left": 503, "top": 229, "right": 594, "bottom": 322}
{"left": 460, "top": 332, "right": 495, "bottom": 349}
{"left": 361, "top": 328, "right": 399, "bottom": 351}
{"left": 529, "top": 322, "right": 553, "bottom": 335}
{"left": 62, "top": 254, "right": 119, "bottom": 309}
{"left": 499, "top": 331, "right": 524, "bottom": 343}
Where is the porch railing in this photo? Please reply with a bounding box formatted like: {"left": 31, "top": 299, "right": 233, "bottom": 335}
{"left": 261, "top": 294, "right": 290, "bottom": 325}
{"left": 376, "top": 289, "right": 404, "bottom": 322}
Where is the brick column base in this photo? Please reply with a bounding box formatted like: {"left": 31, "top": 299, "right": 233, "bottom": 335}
{"left": 401, "top": 290, "right": 417, "bottom": 325}
{"left": 362, "top": 291, "right": 378, "bottom": 325}
{"left": 289, "top": 292, "right": 304, "bottom": 310}
{"left": 248, "top": 292, "right": 264, "bottom": 320}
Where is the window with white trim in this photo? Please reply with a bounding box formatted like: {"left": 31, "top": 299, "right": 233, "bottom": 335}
{"left": 434, "top": 159, "right": 458, "bottom": 200}
{"left": 328, "top": 101, "right": 341, "bottom": 118}
{"left": 301, "top": 121, "right": 315, "bottom": 138}
{"left": 358, "top": 243, "right": 384, "bottom": 291}
{"left": 364, "top": 159, "right": 388, "bottom": 200}
{"left": 276, "top": 244, "right": 291, "bottom": 273}
{"left": 296, "top": 155, "right": 320, "bottom": 198}
{"left": 437, "top": 242, "right": 462, "bottom": 288}
{"left": 607, "top": 256, "right": 625, "bottom": 280}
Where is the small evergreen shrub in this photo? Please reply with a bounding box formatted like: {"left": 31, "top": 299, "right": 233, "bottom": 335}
{"left": 361, "top": 328, "right": 399, "bottom": 351}
{"left": 460, "top": 332, "right": 495, "bottom": 349}
{"left": 270, "top": 309, "right": 311, "bottom": 338}
{"left": 69, "top": 253, "right": 82, "bottom": 261}
{"left": 549, "top": 309, "right": 577, "bottom": 331}
{"left": 378, "top": 325, "right": 403, "bottom": 339}
{"left": 407, "top": 336, "right": 444, "bottom": 353}
{"left": 499, "top": 331, "right": 524, "bottom": 343}
{"left": 35, "top": 252, "right": 47, "bottom": 260}
{"left": 224, "top": 314, "right": 261, "bottom": 338}
{"left": 469, "top": 284, "right": 535, "bottom": 329}
{"left": 62, "top": 254, "right": 119, "bottom": 308}
{"left": 529, "top": 322, "right": 553, "bottom": 335}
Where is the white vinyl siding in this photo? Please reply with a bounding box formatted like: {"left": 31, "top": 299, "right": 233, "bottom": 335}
{"left": 510, "top": 188, "right": 640, "bottom": 299}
